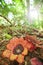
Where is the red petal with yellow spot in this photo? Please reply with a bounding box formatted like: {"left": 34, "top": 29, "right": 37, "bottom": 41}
{"left": 10, "top": 54, "right": 18, "bottom": 61}
{"left": 17, "top": 54, "right": 24, "bottom": 63}
{"left": 2, "top": 50, "right": 11, "bottom": 58}
{"left": 22, "top": 48, "right": 28, "bottom": 56}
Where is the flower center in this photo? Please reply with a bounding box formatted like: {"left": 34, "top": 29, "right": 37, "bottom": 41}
{"left": 13, "top": 44, "right": 24, "bottom": 55}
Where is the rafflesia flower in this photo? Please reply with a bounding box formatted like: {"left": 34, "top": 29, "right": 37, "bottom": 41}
{"left": 30, "top": 57, "right": 43, "bottom": 65}
{"left": 2, "top": 37, "right": 36, "bottom": 63}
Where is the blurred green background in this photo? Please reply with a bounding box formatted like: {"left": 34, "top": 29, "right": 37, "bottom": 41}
{"left": 0, "top": 0, "right": 43, "bottom": 29}
{"left": 0, "top": 0, "right": 43, "bottom": 40}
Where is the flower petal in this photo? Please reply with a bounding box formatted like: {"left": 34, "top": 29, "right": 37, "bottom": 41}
{"left": 17, "top": 54, "right": 24, "bottom": 63}
{"left": 23, "top": 40, "right": 28, "bottom": 47}
{"left": 2, "top": 50, "right": 11, "bottom": 58}
{"left": 7, "top": 37, "right": 19, "bottom": 51}
{"left": 19, "top": 38, "right": 27, "bottom": 47}
{"left": 17, "top": 37, "right": 25, "bottom": 45}
{"left": 10, "top": 54, "right": 18, "bottom": 61}
{"left": 7, "top": 42, "right": 15, "bottom": 51}
{"left": 9, "top": 37, "right": 19, "bottom": 44}
{"left": 22, "top": 48, "right": 28, "bottom": 56}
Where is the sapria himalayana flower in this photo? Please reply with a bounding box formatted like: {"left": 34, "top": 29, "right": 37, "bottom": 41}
{"left": 2, "top": 37, "right": 36, "bottom": 63}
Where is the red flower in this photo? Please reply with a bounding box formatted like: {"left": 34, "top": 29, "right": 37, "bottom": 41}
{"left": 2, "top": 37, "right": 28, "bottom": 63}
{"left": 30, "top": 57, "right": 43, "bottom": 65}
{"left": 2, "top": 36, "right": 36, "bottom": 63}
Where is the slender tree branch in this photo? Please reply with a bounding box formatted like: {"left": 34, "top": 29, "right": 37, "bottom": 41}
{"left": 0, "top": 15, "right": 12, "bottom": 25}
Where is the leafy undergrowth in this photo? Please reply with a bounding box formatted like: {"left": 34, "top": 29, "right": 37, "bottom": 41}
{"left": 0, "top": 26, "right": 43, "bottom": 65}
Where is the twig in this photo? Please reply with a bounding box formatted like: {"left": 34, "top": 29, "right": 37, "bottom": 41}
{"left": 0, "top": 39, "right": 8, "bottom": 46}
{"left": 0, "top": 15, "right": 12, "bottom": 25}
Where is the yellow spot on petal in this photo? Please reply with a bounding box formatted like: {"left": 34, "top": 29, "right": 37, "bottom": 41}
{"left": 22, "top": 48, "right": 28, "bottom": 55}
{"left": 17, "top": 54, "right": 24, "bottom": 63}
{"left": 10, "top": 54, "right": 17, "bottom": 61}
{"left": 3, "top": 50, "right": 11, "bottom": 58}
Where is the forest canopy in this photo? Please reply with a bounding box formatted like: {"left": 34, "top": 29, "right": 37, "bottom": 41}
{"left": 0, "top": 0, "right": 43, "bottom": 29}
